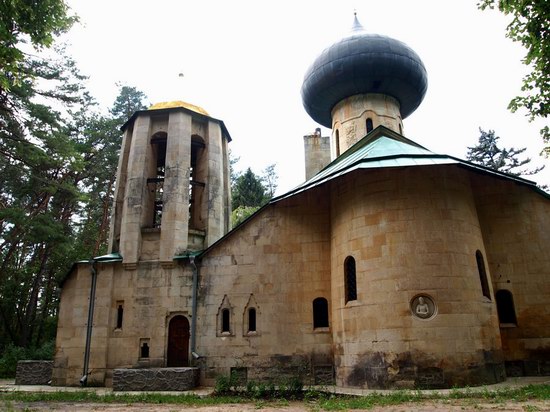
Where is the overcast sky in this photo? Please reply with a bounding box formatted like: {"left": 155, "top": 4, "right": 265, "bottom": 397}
{"left": 62, "top": 0, "right": 549, "bottom": 193}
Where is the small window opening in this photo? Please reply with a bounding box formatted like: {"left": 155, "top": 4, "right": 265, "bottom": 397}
{"left": 366, "top": 118, "right": 373, "bottom": 133}
{"left": 476, "top": 250, "right": 491, "bottom": 299}
{"left": 399, "top": 123, "right": 403, "bottom": 134}
{"left": 222, "top": 308, "right": 230, "bottom": 333}
{"left": 248, "top": 308, "right": 256, "bottom": 332}
{"left": 116, "top": 302, "right": 124, "bottom": 329}
{"left": 140, "top": 342, "right": 149, "bottom": 358}
{"left": 148, "top": 132, "right": 167, "bottom": 228}
{"left": 496, "top": 290, "right": 517, "bottom": 325}
{"left": 313, "top": 297, "right": 329, "bottom": 328}
{"left": 344, "top": 256, "right": 357, "bottom": 303}
{"left": 335, "top": 129, "right": 340, "bottom": 157}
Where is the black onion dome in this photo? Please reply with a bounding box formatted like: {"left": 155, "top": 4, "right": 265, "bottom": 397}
{"left": 301, "top": 16, "right": 428, "bottom": 128}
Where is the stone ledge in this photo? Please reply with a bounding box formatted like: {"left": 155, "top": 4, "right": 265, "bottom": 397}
{"left": 15, "top": 360, "right": 53, "bottom": 385}
{"left": 112, "top": 367, "right": 199, "bottom": 391}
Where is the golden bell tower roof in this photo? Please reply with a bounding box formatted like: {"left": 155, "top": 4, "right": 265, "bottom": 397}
{"left": 149, "top": 100, "right": 209, "bottom": 116}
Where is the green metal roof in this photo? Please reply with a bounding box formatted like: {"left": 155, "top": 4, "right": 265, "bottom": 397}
{"left": 274, "top": 125, "right": 546, "bottom": 202}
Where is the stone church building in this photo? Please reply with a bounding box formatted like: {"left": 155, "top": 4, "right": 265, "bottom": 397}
{"left": 52, "top": 16, "right": 550, "bottom": 389}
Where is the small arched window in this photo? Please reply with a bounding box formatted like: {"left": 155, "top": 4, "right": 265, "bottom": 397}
{"left": 366, "top": 118, "right": 374, "bottom": 133}
{"left": 399, "top": 123, "right": 403, "bottom": 134}
{"left": 344, "top": 256, "right": 357, "bottom": 303}
{"left": 335, "top": 129, "right": 341, "bottom": 156}
{"left": 222, "top": 309, "right": 230, "bottom": 333}
{"left": 476, "top": 250, "right": 491, "bottom": 299}
{"left": 496, "top": 290, "right": 517, "bottom": 325}
{"left": 248, "top": 308, "right": 256, "bottom": 332}
{"left": 313, "top": 298, "right": 329, "bottom": 328}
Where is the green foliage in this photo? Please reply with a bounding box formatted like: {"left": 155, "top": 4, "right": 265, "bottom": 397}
{"left": 229, "top": 154, "right": 278, "bottom": 228}
{"left": 466, "top": 128, "right": 544, "bottom": 176}
{"left": 110, "top": 85, "right": 148, "bottom": 124}
{"left": 478, "top": 0, "right": 550, "bottom": 152}
{"left": 232, "top": 168, "right": 269, "bottom": 209}
{"left": 215, "top": 373, "right": 303, "bottom": 400}
{"left": 231, "top": 205, "right": 261, "bottom": 227}
{"left": 214, "top": 374, "right": 233, "bottom": 394}
{"left": 0, "top": 0, "right": 148, "bottom": 354}
{"left": 1, "top": 384, "right": 549, "bottom": 408}
{"left": 0, "top": 0, "right": 76, "bottom": 91}
{"left": 0, "top": 341, "right": 54, "bottom": 378}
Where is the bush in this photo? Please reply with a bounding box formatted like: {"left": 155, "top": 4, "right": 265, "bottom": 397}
{"left": 0, "top": 345, "right": 27, "bottom": 378}
{"left": 0, "top": 341, "right": 55, "bottom": 378}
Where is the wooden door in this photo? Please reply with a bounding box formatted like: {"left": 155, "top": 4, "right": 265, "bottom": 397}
{"left": 167, "top": 315, "right": 190, "bottom": 367}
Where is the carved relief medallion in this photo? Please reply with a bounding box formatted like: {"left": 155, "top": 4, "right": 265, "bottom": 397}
{"left": 410, "top": 295, "right": 436, "bottom": 320}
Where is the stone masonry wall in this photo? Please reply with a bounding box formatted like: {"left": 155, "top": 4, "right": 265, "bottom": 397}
{"left": 16, "top": 361, "right": 53, "bottom": 385}
{"left": 472, "top": 174, "right": 550, "bottom": 375}
{"left": 197, "top": 187, "right": 333, "bottom": 385}
{"left": 112, "top": 367, "right": 199, "bottom": 391}
{"left": 330, "top": 166, "right": 504, "bottom": 388}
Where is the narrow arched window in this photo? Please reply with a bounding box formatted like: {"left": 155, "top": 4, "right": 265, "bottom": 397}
{"left": 496, "top": 290, "right": 517, "bottom": 325}
{"left": 116, "top": 302, "right": 124, "bottom": 329}
{"left": 313, "top": 298, "right": 329, "bottom": 328}
{"left": 366, "top": 118, "right": 373, "bottom": 133}
{"left": 248, "top": 308, "right": 256, "bottom": 332}
{"left": 222, "top": 308, "right": 230, "bottom": 333}
{"left": 476, "top": 250, "right": 491, "bottom": 299}
{"left": 335, "top": 129, "right": 340, "bottom": 156}
{"left": 399, "top": 123, "right": 403, "bottom": 134}
{"left": 344, "top": 256, "right": 357, "bottom": 303}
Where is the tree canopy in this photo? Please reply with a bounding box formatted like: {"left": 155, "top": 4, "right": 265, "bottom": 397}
{"left": 466, "top": 128, "right": 544, "bottom": 176}
{"left": 478, "top": 0, "right": 550, "bottom": 152}
{"left": 230, "top": 163, "right": 278, "bottom": 227}
{"left": 0, "top": 0, "right": 151, "bottom": 368}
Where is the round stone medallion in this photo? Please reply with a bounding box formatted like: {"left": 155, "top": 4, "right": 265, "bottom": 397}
{"left": 410, "top": 295, "right": 436, "bottom": 320}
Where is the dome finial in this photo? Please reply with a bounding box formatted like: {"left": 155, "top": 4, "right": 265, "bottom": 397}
{"left": 351, "top": 10, "right": 364, "bottom": 32}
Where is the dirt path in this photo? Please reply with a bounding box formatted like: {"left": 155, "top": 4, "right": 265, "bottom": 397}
{"left": 3, "top": 399, "right": 550, "bottom": 411}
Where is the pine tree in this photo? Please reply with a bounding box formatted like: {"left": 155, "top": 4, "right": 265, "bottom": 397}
{"left": 466, "top": 128, "right": 544, "bottom": 176}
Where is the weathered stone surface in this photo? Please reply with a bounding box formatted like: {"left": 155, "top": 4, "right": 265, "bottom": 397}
{"left": 112, "top": 368, "right": 199, "bottom": 391}
{"left": 15, "top": 360, "right": 53, "bottom": 385}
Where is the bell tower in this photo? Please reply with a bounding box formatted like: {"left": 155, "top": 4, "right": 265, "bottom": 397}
{"left": 107, "top": 101, "right": 231, "bottom": 268}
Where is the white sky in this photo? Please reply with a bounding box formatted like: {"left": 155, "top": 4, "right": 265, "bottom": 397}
{"left": 62, "top": 0, "right": 549, "bottom": 193}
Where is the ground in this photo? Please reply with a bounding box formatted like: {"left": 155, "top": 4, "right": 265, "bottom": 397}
{"left": 2, "top": 399, "right": 550, "bottom": 411}
{"left": 1, "top": 378, "right": 549, "bottom": 411}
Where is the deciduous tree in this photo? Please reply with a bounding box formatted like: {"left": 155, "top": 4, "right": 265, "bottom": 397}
{"left": 478, "top": 0, "right": 550, "bottom": 153}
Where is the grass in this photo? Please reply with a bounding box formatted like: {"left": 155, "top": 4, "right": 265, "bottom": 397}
{"left": 0, "top": 384, "right": 548, "bottom": 410}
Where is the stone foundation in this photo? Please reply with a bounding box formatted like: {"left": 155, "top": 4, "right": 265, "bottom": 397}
{"left": 15, "top": 360, "right": 53, "bottom": 385}
{"left": 112, "top": 367, "right": 200, "bottom": 391}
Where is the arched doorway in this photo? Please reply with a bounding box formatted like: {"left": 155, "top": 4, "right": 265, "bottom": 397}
{"left": 167, "top": 315, "right": 190, "bottom": 367}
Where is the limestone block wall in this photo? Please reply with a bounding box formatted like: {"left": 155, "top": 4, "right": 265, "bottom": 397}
{"left": 104, "top": 262, "right": 193, "bottom": 387}
{"left": 330, "top": 166, "right": 503, "bottom": 388}
{"left": 53, "top": 263, "right": 114, "bottom": 386}
{"left": 53, "top": 261, "right": 194, "bottom": 387}
{"left": 197, "top": 188, "right": 332, "bottom": 385}
{"left": 471, "top": 175, "right": 550, "bottom": 374}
